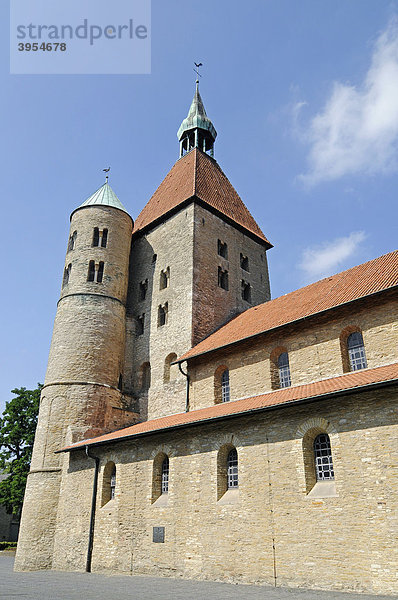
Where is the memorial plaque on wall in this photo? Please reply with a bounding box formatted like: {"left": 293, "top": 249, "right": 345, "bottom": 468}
{"left": 153, "top": 526, "right": 165, "bottom": 543}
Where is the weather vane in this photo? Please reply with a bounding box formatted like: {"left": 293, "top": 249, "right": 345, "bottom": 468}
{"left": 194, "top": 61, "right": 203, "bottom": 82}
{"left": 103, "top": 167, "right": 110, "bottom": 182}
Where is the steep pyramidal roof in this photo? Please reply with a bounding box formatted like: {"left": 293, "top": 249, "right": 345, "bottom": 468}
{"left": 76, "top": 181, "right": 129, "bottom": 214}
{"left": 133, "top": 148, "right": 271, "bottom": 245}
{"left": 178, "top": 250, "right": 398, "bottom": 362}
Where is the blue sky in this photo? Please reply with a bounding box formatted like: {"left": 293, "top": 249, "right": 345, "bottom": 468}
{"left": 1, "top": 0, "right": 397, "bottom": 410}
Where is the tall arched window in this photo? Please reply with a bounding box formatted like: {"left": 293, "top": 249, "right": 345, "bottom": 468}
{"left": 101, "top": 228, "right": 108, "bottom": 248}
{"left": 314, "top": 434, "right": 334, "bottom": 481}
{"left": 87, "top": 260, "right": 95, "bottom": 282}
{"left": 278, "top": 352, "right": 291, "bottom": 388}
{"left": 161, "top": 456, "right": 169, "bottom": 494}
{"left": 110, "top": 465, "right": 116, "bottom": 499}
{"left": 227, "top": 448, "right": 238, "bottom": 488}
{"left": 221, "top": 369, "right": 230, "bottom": 402}
{"left": 164, "top": 353, "right": 178, "bottom": 383}
{"left": 92, "top": 227, "right": 100, "bottom": 247}
{"left": 347, "top": 332, "right": 367, "bottom": 371}
{"left": 101, "top": 461, "right": 116, "bottom": 506}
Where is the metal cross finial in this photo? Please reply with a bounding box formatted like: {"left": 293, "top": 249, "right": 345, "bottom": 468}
{"left": 103, "top": 167, "right": 110, "bottom": 183}
{"left": 194, "top": 62, "right": 203, "bottom": 83}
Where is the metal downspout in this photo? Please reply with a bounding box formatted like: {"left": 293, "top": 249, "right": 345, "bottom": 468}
{"left": 85, "top": 445, "right": 100, "bottom": 573}
{"left": 178, "top": 362, "right": 190, "bottom": 412}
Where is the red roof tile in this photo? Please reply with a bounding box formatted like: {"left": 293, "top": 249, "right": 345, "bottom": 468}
{"left": 59, "top": 362, "right": 398, "bottom": 452}
{"left": 132, "top": 148, "right": 271, "bottom": 245}
{"left": 178, "top": 250, "right": 398, "bottom": 362}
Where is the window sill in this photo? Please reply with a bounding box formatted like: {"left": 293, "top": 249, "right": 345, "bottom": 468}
{"left": 218, "top": 488, "right": 239, "bottom": 505}
{"left": 307, "top": 481, "right": 337, "bottom": 498}
{"left": 152, "top": 494, "right": 168, "bottom": 507}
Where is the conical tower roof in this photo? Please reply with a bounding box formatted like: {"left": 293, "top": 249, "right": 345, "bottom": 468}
{"left": 133, "top": 148, "right": 271, "bottom": 247}
{"left": 177, "top": 82, "right": 217, "bottom": 142}
{"left": 78, "top": 181, "right": 128, "bottom": 213}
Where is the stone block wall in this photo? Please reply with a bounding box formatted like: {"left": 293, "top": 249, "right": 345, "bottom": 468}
{"left": 51, "top": 387, "right": 398, "bottom": 595}
{"left": 189, "top": 295, "right": 398, "bottom": 410}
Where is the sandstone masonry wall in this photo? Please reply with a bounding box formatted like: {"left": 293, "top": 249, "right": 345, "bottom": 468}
{"left": 52, "top": 387, "right": 398, "bottom": 595}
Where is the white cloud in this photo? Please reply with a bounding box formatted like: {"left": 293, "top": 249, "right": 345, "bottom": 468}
{"left": 299, "top": 231, "right": 366, "bottom": 281}
{"left": 299, "top": 19, "right": 398, "bottom": 186}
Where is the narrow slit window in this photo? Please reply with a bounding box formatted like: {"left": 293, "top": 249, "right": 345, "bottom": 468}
{"left": 118, "top": 374, "right": 123, "bottom": 391}
{"left": 97, "top": 261, "right": 104, "bottom": 283}
{"left": 92, "top": 227, "right": 100, "bottom": 247}
{"left": 158, "top": 303, "right": 168, "bottom": 327}
{"left": 136, "top": 314, "right": 145, "bottom": 336}
{"left": 87, "top": 260, "right": 95, "bottom": 282}
{"left": 101, "top": 228, "right": 108, "bottom": 248}
{"left": 227, "top": 448, "right": 238, "bottom": 489}
{"left": 67, "top": 231, "right": 77, "bottom": 252}
{"left": 159, "top": 267, "right": 170, "bottom": 290}
{"left": 161, "top": 457, "right": 169, "bottom": 494}
{"left": 221, "top": 369, "right": 230, "bottom": 403}
{"left": 241, "top": 280, "right": 251, "bottom": 303}
{"left": 110, "top": 465, "right": 116, "bottom": 499}
{"left": 347, "top": 332, "right": 367, "bottom": 371}
{"left": 62, "top": 263, "right": 72, "bottom": 288}
{"left": 278, "top": 352, "right": 291, "bottom": 388}
{"left": 314, "top": 434, "right": 335, "bottom": 481}
{"left": 139, "top": 279, "right": 148, "bottom": 301}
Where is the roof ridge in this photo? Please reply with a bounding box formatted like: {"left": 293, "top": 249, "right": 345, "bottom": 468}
{"left": 178, "top": 249, "right": 398, "bottom": 362}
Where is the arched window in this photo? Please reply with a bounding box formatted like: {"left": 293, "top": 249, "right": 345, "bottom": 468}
{"left": 101, "top": 461, "right": 116, "bottom": 506}
{"left": 87, "top": 260, "right": 95, "bottom": 282}
{"left": 161, "top": 457, "right": 169, "bottom": 494}
{"left": 92, "top": 227, "right": 100, "bottom": 247}
{"left": 97, "top": 261, "right": 104, "bottom": 283}
{"left": 314, "top": 434, "right": 334, "bottom": 481}
{"left": 62, "top": 263, "right": 72, "bottom": 288}
{"left": 101, "top": 228, "right": 108, "bottom": 248}
{"left": 110, "top": 465, "right": 116, "bottom": 499}
{"left": 158, "top": 303, "right": 168, "bottom": 327}
{"left": 347, "top": 332, "right": 367, "bottom": 371}
{"left": 278, "top": 352, "right": 291, "bottom": 388}
{"left": 67, "top": 231, "right": 77, "bottom": 252}
{"left": 221, "top": 369, "right": 230, "bottom": 402}
{"left": 140, "top": 362, "right": 151, "bottom": 391}
{"left": 227, "top": 448, "right": 238, "bottom": 488}
{"left": 152, "top": 452, "right": 170, "bottom": 504}
{"left": 164, "top": 353, "right": 178, "bottom": 383}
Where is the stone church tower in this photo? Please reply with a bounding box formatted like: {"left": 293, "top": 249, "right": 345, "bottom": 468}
{"left": 15, "top": 83, "right": 272, "bottom": 571}
{"left": 124, "top": 82, "right": 272, "bottom": 420}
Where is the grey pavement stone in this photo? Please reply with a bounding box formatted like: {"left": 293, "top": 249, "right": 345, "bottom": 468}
{"left": 0, "top": 554, "right": 395, "bottom": 600}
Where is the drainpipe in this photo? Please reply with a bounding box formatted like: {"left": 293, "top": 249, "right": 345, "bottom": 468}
{"left": 85, "top": 445, "right": 100, "bottom": 573}
{"left": 178, "top": 361, "right": 190, "bottom": 412}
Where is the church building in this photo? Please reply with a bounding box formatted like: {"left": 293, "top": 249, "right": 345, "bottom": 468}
{"left": 15, "top": 83, "right": 398, "bottom": 595}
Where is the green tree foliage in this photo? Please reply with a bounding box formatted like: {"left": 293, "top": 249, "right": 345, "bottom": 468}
{"left": 0, "top": 385, "right": 42, "bottom": 515}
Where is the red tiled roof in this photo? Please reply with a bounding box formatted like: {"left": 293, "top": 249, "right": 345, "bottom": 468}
{"left": 59, "top": 362, "right": 398, "bottom": 452}
{"left": 132, "top": 148, "right": 271, "bottom": 245}
{"left": 179, "top": 250, "right": 398, "bottom": 362}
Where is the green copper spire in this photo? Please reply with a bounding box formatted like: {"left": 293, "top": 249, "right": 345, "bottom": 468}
{"left": 76, "top": 181, "right": 129, "bottom": 214}
{"left": 177, "top": 81, "right": 217, "bottom": 158}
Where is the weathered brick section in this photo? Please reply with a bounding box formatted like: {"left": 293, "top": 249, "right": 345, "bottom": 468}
{"left": 15, "top": 204, "right": 138, "bottom": 572}
{"left": 51, "top": 387, "right": 397, "bottom": 595}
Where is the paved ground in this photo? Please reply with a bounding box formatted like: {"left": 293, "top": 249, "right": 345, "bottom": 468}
{"left": 1, "top": 554, "right": 394, "bottom": 600}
